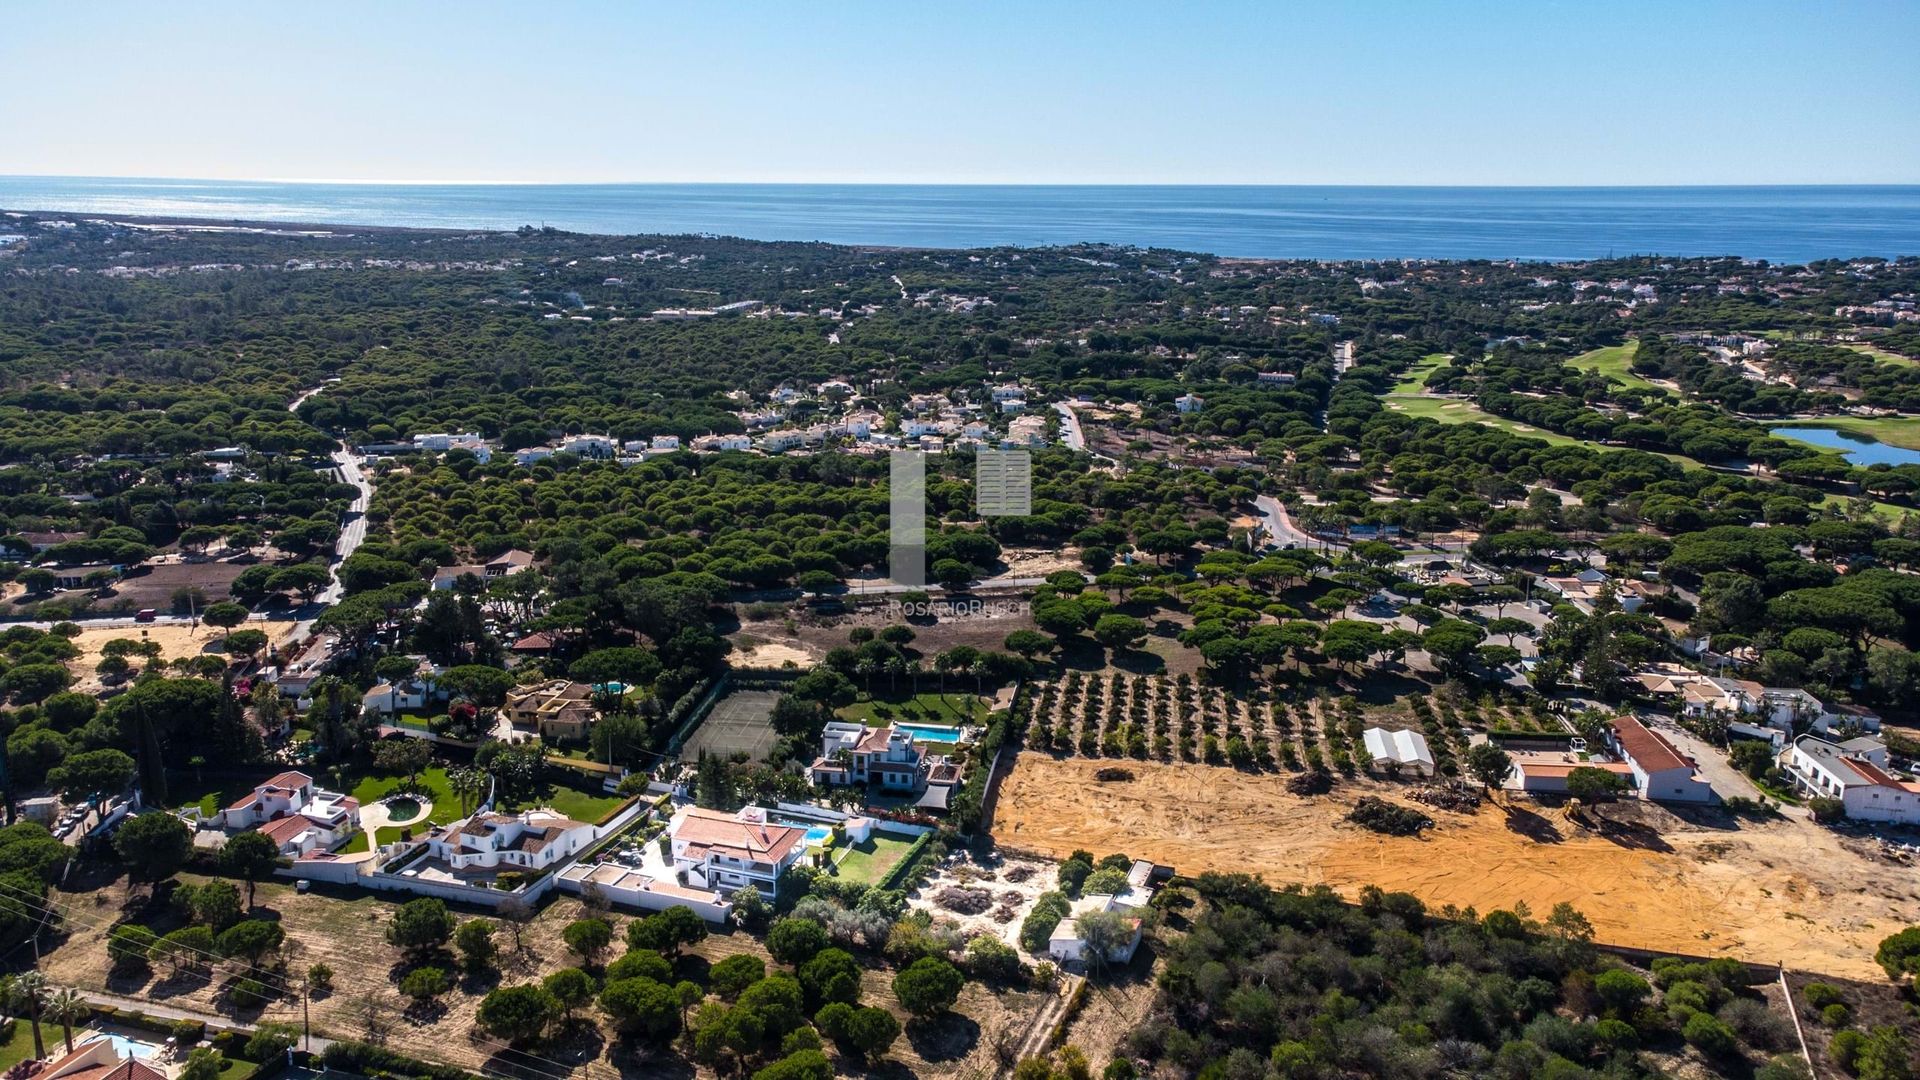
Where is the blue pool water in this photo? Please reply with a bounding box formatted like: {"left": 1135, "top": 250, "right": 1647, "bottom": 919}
{"left": 804, "top": 826, "right": 832, "bottom": 843}
{"left": 87, "top": 1035, "right": 158, "bottom": 1060}
{"left": 898, "top": 723, "right": 963, "bottom": 743}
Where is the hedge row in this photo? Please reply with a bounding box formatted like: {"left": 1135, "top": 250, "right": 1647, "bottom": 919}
{"left": 875, "top": 832, "right": 934, "bottom": 892}
{"left": 322, "top": 1040, "right": 478, "bottom": 1080}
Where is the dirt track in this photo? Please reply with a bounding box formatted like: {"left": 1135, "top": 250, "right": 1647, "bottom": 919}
{"left": 993, "top": 753, "right": 1920, "bottom": 980}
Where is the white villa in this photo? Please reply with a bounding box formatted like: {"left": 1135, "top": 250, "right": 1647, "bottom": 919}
{"left": 806, "top": 721, "right": 965, "bottom": 809}
{"left": 1048, "top": 859, "right": 1157, "bottom": 967}
{"left": 1607, "top": 716, "right": 1715, "bottom": 804}
{"left": 220, "top": 771, "right": 361, "bottom": 856}
{"left": 1782, "top": 735, "right": 1920, "bottom": 824}
{"left": 420, "top": 809, "right": 597, "bottom": 874}
{"left": 667, "top": 805, "right": 810, "bottom": 899}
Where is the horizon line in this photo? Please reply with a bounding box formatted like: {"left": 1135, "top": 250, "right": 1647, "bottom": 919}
{"left": 3, "top": 173, "right": 1919, "bottom": 190}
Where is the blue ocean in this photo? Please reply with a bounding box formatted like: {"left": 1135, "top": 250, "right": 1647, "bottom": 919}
{"left": 1, "top": 176, "right": 1916, "bottom": 262}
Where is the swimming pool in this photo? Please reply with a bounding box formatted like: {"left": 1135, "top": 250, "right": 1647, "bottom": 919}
{"left": 898, "top": 723, "right": 962, "bottom": 743}
{"left": 803, "top": 826, "right": 833, "bottom": 843}
{"left": 86, "top": 1035, "right": 158, "bottom": 1060}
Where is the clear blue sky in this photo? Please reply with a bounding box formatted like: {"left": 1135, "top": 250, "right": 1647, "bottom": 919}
{"left": 6, "top": 0, "right": 1917, "bottom": 185}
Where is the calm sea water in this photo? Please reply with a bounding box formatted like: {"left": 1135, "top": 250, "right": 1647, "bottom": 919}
{"left": 2, "top": 176, "right": 1917, "bottom": 262}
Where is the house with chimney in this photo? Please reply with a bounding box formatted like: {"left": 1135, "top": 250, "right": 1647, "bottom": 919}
{"left": 666, "top": 805, "right": 810, "bottom": 898}
{"left": 219, "top": 770, "right": 362, "bottom": 855}
{"left": 806, "top": 721, "right": 965, "bottom": 810}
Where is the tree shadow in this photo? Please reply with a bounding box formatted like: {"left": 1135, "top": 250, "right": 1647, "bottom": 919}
{"left": 609, "top": 1042, "right": 695, "bottom": 1080}
{"left": 1110, "top": 648, "right": 1165, "bottom": 675}
{"left": 1501, "top": 805, "right": 1566, "bottom": 845}
{"left": 545, "top": 1020, "right": 607, "bottom": 1065}
{"left": 1662, "top": 803, "right": 1745, "bottom": 832}
{"left": 1055, "top": 637, "right": 1105, "bottom": 671}
{"left": 904, "top": 1012, "right": 980, "bottom": 1063}
{"left": 149, "top": 967, "right": 214, "bottom": 998}
{"left": 1590, "top": 816, "right": 1675, "bottom": 853}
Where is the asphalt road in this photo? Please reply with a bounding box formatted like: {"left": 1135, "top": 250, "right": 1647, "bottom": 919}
{"left": 1253, "top": 494, "right": 1345, "bottom": 552}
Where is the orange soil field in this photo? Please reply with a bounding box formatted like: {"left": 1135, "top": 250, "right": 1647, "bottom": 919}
{"left": 993, "top": 753, "right": 1920, "bottom": 980}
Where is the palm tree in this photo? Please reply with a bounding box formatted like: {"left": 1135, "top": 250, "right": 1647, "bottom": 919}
{"left": 9, "top": 972, "right": 47, "bottom": 1060}
{"left": 448, "top": 766, "right": 488, "bottom": 817}
{"left": 43, "top": 989, "right": 87, "bottom": 1055}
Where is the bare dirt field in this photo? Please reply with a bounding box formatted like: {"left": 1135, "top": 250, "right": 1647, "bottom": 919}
{"left": 64, "top": 619, "right": 295, "bottom": 691}
{"left": 992, "top": 752, "right": 1920, "bottom": 980}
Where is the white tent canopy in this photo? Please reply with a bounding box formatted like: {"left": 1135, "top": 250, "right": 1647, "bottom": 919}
{"left": 1363, "top": 727, "right": 1436, "bottom": 776}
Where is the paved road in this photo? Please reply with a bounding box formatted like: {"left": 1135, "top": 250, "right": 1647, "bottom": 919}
{"left": 1253, "top": 494, "right": 1344, "bottom": 552}
{"left": 67, "top": 986, "right": 337, "bottom": 1053}
{"left": 1051, "top": 401, "right": 1117, "bottom": 465}
{"left": 284, "top": 380, "right": 376, "bottom": 640}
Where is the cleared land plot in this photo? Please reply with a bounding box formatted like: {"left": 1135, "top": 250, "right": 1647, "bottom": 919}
{"left": 679, "top": 688, "right": 781, "bottom": 762}
{"left": 992, "top": 752, "right": 1920, "bottom": 981}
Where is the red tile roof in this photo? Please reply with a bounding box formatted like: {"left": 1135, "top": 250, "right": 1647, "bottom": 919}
{"left": 258, "top": 816, "right": 312, "bottom": 846}
{"left": 263, "top": 770, "right": 313, "bottom": 791}
{"left": 674, "top": 807, "right": 806, "bottom": 863}
{"left": 1611, "top": 715, "right": 1690, "bottom": 774}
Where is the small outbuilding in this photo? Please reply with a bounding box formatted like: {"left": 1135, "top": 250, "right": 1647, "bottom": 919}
{"left": 1363, "top": 727, "right": 1436, "bottom": 778}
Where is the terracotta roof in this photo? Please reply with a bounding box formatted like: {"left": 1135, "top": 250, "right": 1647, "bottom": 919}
{"left": 1611, "top": 715, "right": 1690, "bottom": 774}
{"left": 673, "top": 807, "right": 806, "bottom": 863}
{"left": 258, "top": 816, "right": 312, "bottom": 846}
{"left": 263, "top": 770, "right": 313, "bottom": 791}
{"left": 1842, "top": 756, "right": 1920, "bottom": 791}
{"left": 1516, "top": 762, "right": 1636, "bottom": 778}
{"left": 853, "top": 726, "right": 895, "bottom": 753}
{"left": 512, "top": 632, "right": 554, "bottom": 651}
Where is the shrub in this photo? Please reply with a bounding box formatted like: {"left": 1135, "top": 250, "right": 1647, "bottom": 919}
{"left": 1346, "top": 797, "right": 1433, "bottom": 836}
{"left": 1682, "top": 1012, "right": 1738, "bottom": 1058}
{"left": 1830, "top": 1029, "right": 1867, "bottom": 1073}
{"left": 1592, "top": 1018, "right": 1638, "bottom": 1051}
{"left": 1717, "top": 997, "right": 1789, "bottom": 1050}
{"left": 1802, "top": 982, "right": 1844, "bottom": 1010}
{"left": 1820, "top": 1002, "right": 1851, "bottom": 1028}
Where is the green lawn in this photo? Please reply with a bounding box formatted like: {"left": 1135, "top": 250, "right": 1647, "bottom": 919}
{"left": 1385, "top": 391, "right": 1706, "bottom": 470}
{"left": 1385, "top": 394, "right": 1585, "bottom": 446}
{"left": 0, "top": 1020, "right": 39, "bottom": 1070}
{"left": 1842, "top": 343, "right": 1920, "bottom": 368}
{"left": 1390, "top": 352, "right": 1453, "bottom": 395}
{"left": 832, "top": 834, "right": 919, "bottom": 886}
{"left": 1569, "top": 342, "right": 1665, "bottom": 393}
{"left": 837, "top": 690, "right": 987, "bottom": 727}
{"left": 516, "top": 782, "right": 627, "bottom": 824}
{"left": 1817, "top": 493, "right": 1916, "bottom": 522}
{"left": 1774, "top": 416, "right": 1920, "bottom": 452}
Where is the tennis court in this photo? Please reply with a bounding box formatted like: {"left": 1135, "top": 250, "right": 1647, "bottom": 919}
{"left": 679, "top": 688, "right": 782, "bottom": 762}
